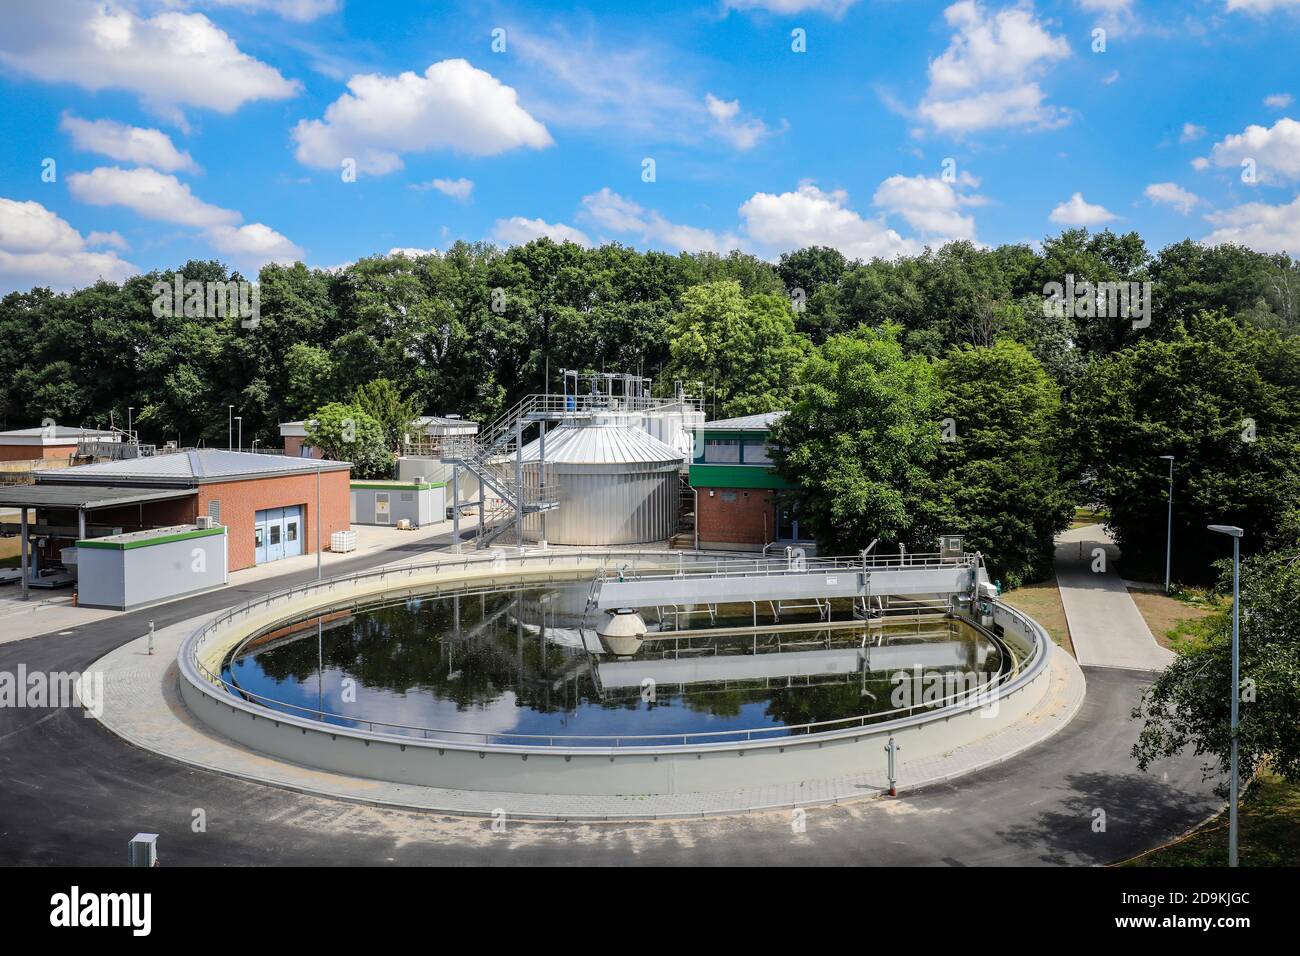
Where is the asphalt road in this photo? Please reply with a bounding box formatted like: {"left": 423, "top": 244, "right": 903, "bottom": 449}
{"left": 0, "top": 538, "right": 1221, "bottom": 866}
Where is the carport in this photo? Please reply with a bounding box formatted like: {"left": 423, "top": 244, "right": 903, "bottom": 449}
{"left": 0, "top": 484, "right": 196, "bottom": 600}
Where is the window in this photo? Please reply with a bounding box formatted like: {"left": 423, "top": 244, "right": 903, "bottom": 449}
{"left": 704, "top": 439, "right": 740, "bottom": 463}
{"left": 254, "top": 527, "right": 263, "bottom": 548}
{"left": 208, "top": 500, "right": 221, "bottom": 523}
{"left": 742, "top": 439, "right": 772, "bottom": 465}
{"left": 286, "top": 522, "right": 297, "bottom": 542}
{"left": 269, "top": 525, "right": 280, "bottom": 546}
{"left": 721, "top": 491, "right": 738, "bottom": 503}
{"left": 300, "top": 445, "right": 315, "bottom": 458}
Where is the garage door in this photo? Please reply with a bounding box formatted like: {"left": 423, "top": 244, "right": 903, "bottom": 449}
{"left": 254, "top": 505, "right": 304, "bottom": 564}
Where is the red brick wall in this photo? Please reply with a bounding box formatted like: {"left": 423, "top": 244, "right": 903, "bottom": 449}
{"left": 0, "top": 443, "right": 77, "bottom": 462}
{"left": 282, "top": 436, "right": 322, "bottom": 459}
{"left": 195, "top": 469, "right": 350, "bottom": 571}
{"left": 697, "top": 487, "right": 776, "bottom": 549}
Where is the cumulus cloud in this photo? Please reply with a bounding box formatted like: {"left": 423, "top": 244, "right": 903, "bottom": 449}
{"left": 0, "top": 0, "right": 298, "bottom": 116}
{"left": 1180, "top": 122, "right": 1207, "bottom": 143}
{"left": 738, "top": 183, "right": 919, "bottom": 260}
{"left": 704, "top": 94, "right": 774, "bottom": 150}
{"left": 1049, "top": 192, "right": 1116, "bottom": 225}
{"left": 1226, "top": 0, "right": 1300, "bottom": 13}
{"left": 1144, "top": 182, "right": 1201, "bottom": 214}
{"left": 207, "top": 223, "right": 303, "bottom": 266}
{"left": 492, "top": 217, "right": 591, "bottom": 247}
{"left": 1203, "top": 117, "right": 1300, "bottom": 182}
{"left": 723, "top": 0, "right": 860, "bottom": 13}
{"left": 0, "top": 197, "right": 137, "bottom": 290}
{"left": 292, "top": 59, "right": 553, "bottom": 175}
{"left": 917, "top": 0, "right": 1071, "bottom": 134}
{"left": 412, "top": 177, "right": 474, "bottom": 201}
{"left": 580, "top": 188, "right": 739, "bottom": 254}
{"left": 60, "top": 114, "right": 196, "bottom": 172}
{"left": 67, "top": 167, "right": 238, "bottom": 227}
{"left": 872, "top": 173, "right": 983, "bottom": 243}
{"left": 202, "top": 0, "right": 340, "bottom": 21}
{"left": 66, "top": 166, "right": 301, "bottom": 270}
{"left": 1264, "top": 93, "right": 1293, "bottom": 109}
{"left": 1204, "top": 195, "right": 1300, "bottom": 252}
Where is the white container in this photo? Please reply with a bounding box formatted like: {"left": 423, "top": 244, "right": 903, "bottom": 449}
{"left": 330, "top": 530, "right": 357, "bottom": 553}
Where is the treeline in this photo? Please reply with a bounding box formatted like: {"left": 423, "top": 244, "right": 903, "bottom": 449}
{"left": 2, "top": 230, "right": 1298, "bottom": 583}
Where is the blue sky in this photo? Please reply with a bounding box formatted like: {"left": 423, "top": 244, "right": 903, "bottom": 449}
{"left": 2, "top": 0, "right": 1299, "bottom": 291}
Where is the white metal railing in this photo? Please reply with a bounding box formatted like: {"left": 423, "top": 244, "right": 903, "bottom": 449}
{"left": 182, "top": 549, "right": 1041, "bottom": 750}
{"left": 597, "top": 551, "right": 978, "bottom": 585}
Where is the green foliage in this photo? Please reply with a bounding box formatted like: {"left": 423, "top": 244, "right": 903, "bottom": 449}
{"left": 771, "top": 324, "right": 942, "bottom": 553}
{"left": 1132, "top": 520, "right": 1300, "bottom": 796}
{"left": 934, "top": 340, "right": 1075, "bottom": 588}
{"left": 1069, "top": 312, "right": 1300, "bottom": 581}
{"left": 304, "top": 403, "right": 393, "bottom": 479}
{"left": 353, "top": 378, "right": 418, "bottom": 451}
{"left": 663, "top": 280, "right": 810, "bottom": 417}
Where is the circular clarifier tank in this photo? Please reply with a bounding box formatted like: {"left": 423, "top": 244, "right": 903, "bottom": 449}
{"left": 219, "top": 583, "right": 1008, "bottom": 747}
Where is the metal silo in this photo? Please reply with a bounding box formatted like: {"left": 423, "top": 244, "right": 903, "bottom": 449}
{"left": 519, "top": 414, "right": 683, "bottom": 546}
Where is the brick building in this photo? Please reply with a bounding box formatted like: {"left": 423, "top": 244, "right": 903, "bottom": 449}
{"left": 689, "top": 412, "right": 812, "bottom": 551}
{"left": 32, "top": 449, "right": 351, "bottom": 571}
{"left": 0, "top": 426, "right": 119, "bottom": 462}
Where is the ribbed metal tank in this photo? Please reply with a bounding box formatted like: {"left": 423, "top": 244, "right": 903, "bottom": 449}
{"left": 519, "top": 415, "right": 683, "bottom": 546}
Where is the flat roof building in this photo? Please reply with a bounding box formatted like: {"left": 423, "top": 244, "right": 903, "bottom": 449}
{"left": 0, "top": 425, "right": 120, "bottom": 462}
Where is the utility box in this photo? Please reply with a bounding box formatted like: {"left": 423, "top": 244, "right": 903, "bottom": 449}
{"left": 76, "top": 524, "right": 228, "bottom": 611}
{"left": 939, "top": 535, "right": 965, "bottom": 559}
{"left": 350, "top": 481, "right": 444, "bottom": 527}
{"left": 330, "top": 529, "right": 357, "bottom": 553}
{"left": 128, "top": 833, "right": 158, "bottom": 867}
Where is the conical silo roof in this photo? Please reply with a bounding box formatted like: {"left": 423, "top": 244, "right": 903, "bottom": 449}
{"left": 519, "top": 421, "right": 683, "bottom": 467}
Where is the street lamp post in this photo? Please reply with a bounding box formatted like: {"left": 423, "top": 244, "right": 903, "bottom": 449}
{"left": 315, "top": 461, "right": 322, "bottom": 581}
{"left": 228, "top": 406, "right": 234, "bottom": 451}
{"left": 234, "top": 416, "right": 242, "bottom": 453}
{"left": 128, "top": 406, "right": 134, "bottom": 443}
{"left": 1159, "top": 455, "right": 1174, "bottom": 593}
{"left": 1208, "top": 523, "right": 1244, "bottom": 867}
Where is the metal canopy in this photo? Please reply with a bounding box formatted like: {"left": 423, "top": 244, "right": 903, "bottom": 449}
{"left": 0, "top": 484, "right": 196, "bottom": 510}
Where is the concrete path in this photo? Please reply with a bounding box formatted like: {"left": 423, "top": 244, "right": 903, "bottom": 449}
{"left": 1055, "top": 525, "right": 1174, "bottom": 671}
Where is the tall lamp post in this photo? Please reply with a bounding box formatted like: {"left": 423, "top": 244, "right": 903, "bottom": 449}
{"left": 128, "top": 406, "right": 135, "bottom": 443}
{"left": 1159, "top": 455, "right": 1174, "bottom": 593}
{"left": 228, "top": 405, "right": 234, "bottom": 451}
{"left": 1208, "top": 523, "right": 1244, "bottom": 867}
{"left": 234, "top": 416, "right": 242, "bottom": 453}
{"left": 315, "top": 461, "right": 322, "bottom": 581}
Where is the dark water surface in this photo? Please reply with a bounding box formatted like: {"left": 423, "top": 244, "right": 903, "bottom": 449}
{"left": 223, "top": 584, "right": 1005, "bottom": 744}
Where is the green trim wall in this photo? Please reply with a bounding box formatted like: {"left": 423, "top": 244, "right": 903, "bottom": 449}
{"left": 688, "top": 464, "right": 791, "bottom": 490}
{"left": 77, "top": 526, "right": 226, "bottom": 551}
{"left": 350, "top": 481, "right": 446, "bottom": 491}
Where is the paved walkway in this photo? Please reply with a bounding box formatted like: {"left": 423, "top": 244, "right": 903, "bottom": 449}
{"left": 1055, "top": 525, "right": 1174, "bottom": 671}
{"left": 92, "top": 618, "right": 1085, "bottom": 820}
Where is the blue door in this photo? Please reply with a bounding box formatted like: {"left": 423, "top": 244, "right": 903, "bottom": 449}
{"left": 282, "top": 505, "right": 303, "bottom": 558}
{"left": 255, "top": 505, "right": 304, "bottom": 564}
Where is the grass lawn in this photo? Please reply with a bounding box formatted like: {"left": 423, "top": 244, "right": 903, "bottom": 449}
{"left": 1122, "top": 772, "right": 1300, "bottom": 866}
{"left": 1071, "top": 506, "right": 1108, "bottom": 529}
{"left": 1128, "top": 587, "right": 1222, "bottom": 651}
{"left": 1000, "top": 575, "right": 1075, "bottom": 658}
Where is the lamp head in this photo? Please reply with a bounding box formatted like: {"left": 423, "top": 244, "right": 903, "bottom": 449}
{"left": 1207, "top": 524, "right": 1244, "bottom": 538}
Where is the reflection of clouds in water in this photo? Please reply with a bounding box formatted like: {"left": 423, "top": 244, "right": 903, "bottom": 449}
{"left": 319, "top": 668, "right": 526, "bottom": 737}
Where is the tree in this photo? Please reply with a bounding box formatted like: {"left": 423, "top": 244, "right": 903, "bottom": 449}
{"left": 663, "top": 280, "right": 810, "bottom": 417}
{"left": 1132, "top": 522, "right": 1300, "bottom": 796}
{"left": 934, "top": 341, "right": 1075, "bottom": 588}
{"left": 304, "top": 403, "right": 393, "bottom": 479}
{"left": 771, "top": 324, "right": 942, "bottom": 553}
{"left": 1069, "top": 312, "right": 1300, "bottom": 581}
{"left": 353, "top": 378, "right": 418, "bottom": 451}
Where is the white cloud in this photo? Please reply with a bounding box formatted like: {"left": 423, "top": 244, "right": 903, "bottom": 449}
{"left": 704, "top": 94, "right": 773, "bottom": 150}
{"left": 580, "top": 188, "right": 739, "bottom": 254}
{"left": 0, "top": 0, "right": 298, "bottom": 115}
{"left": 413, "top": 177, "right": 474, "bottom": 201}
{"left": 739, "top": 183, "right": 919, "bottom": 260}
{"left": 1049, "top": 192, "right": 1116, "bottom": 225}
{"left": 492, "top": 217, "right": 591, "bottom": 247}
{"left": 723, "top": 0, "right": 860, "bottom": 13}
{"left": 87, "top": 230, "right": 129, "bottom": 250}
{"left": 207, "top": 223, "right": 303, "bottom": 266}
{"left": 1226, "top": 0, "right": 1300, "bottom": 13}
{"left": 202, "top": 0, "right": 340, "bottom": 21}
{"left": 1204, "top": 117, "right": 1300, "bottom": 182}
{"left": 1204, "top": 195, "right": 1300, "bottom": 253}
{"left": 60, "top": 114, "right": 196, "bottom": 172}
{"left": 872, "top": 173, "right": 982, "bottom": 242}
{"left": 0, "top": 197, "right": 137, "bottom": 291}
{"left": 918, "top": 0, "right": 1071, "bottom": 134}
{"left": 1180, "top": 122, "right": 1206, "bottom": 143}
{"left": 292, "top": 59, "right": 552, "bottom": 175}
{"left": 1144, "top": 182, "right": 1201, "bottom": 214}
{"left": 388, "top": 247, "right": 439, "bottom": 258}
{"left": 1264, "top": 93, "right": 1294, "bottom": 109}
{"left": 67, "top": 167, "right": 238, "bottom": 227}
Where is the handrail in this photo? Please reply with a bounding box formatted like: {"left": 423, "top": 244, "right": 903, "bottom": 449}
{"left": 182, "top": 548, "right": 1041, "bottom": 750}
